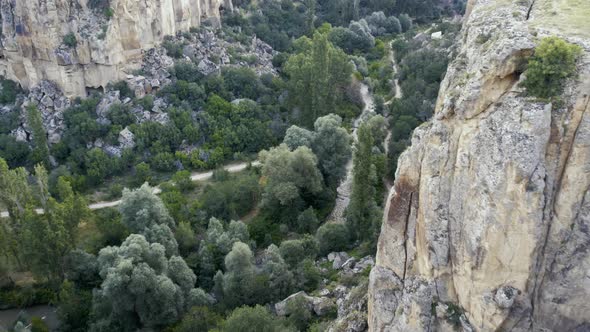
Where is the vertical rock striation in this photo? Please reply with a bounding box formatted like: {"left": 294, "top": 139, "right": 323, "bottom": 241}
{"left": 369, "top": 0, "right": 590, "bottom": 331}
{"left": 0, "top": 0, "right": 232, "bottom": 97}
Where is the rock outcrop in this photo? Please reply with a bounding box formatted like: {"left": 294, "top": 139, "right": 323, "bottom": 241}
{"left": 0, "top": 0, "right": 232, "bottom": 97}
{"left": 369, "top": 0, "right": 590, "bottom": 331}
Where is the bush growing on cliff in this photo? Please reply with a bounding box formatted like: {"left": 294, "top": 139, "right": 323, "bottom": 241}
{"left": 63, "top": 33, "right": 78, "bottom": 48}
{"left": 522, "top": 37, "right": 582, "bottom": 99}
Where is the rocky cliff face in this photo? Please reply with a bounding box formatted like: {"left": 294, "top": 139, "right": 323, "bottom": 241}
{"left": 0, "top": 0, "right": 232, "bottom": 97}
{"left": 369, "top": 0, "right": 590, "bottom": 331}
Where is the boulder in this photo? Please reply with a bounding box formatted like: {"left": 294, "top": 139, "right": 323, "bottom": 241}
{"left": 118, "top": 127, "right": 135, "bottom": 149}
{"left": 431, "top": 31, "right": 443, "bottom": 40}
{"left": 328, "top": 252, "right": 350, "bottom": 270}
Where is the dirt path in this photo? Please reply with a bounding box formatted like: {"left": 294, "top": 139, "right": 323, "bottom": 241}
{"left": 1, "top": 161, "right": 260, "bottom": 217}
{"left": 327, "top": 83, "right": 376, "bottom": 223}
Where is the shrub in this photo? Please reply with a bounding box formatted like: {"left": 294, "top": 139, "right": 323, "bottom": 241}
{"left": 316, "top": 223, "right": 349, "bottom": 256}
{"left": 522, "top": 37, "right": 582, "bottom": 99}
{"left": 174, "top": 306, "right": 222, "bottom": 332}
{"left": 108, "top": 80, "right": 134, "bottom": 99}
{"left": 63, "top": 33, "right": 78, "bottom": 48}
{"left": 151, "top": 152, "right": 177, "bottom": 171}
{"left": 221, "top": 305, "right": 285, "bottom": 332}
{"left": 0, "top": 79, "right": 22, "bottom": 104}
{"left": 163, "top": 38, "right": 185, "bottom": 58}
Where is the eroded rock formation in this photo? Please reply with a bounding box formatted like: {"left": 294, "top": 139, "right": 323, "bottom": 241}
{"left": 0, "top": 0, "right": 232, "bottom": 97}
{"left": 369, "top": 0, "right": 590, "bottom": 331}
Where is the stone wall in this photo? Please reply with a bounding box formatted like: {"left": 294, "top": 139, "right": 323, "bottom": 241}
{"left": 368, "top": 0, "right": 590, "bottom": 330}
{"left": 0, "top": 0, "right": 232, "bottom": 97}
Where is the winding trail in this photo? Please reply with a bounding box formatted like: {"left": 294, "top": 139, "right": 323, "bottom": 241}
{"left": 327, "top": 83, "right": 376, "bottom": 223}
{"left": 0, "top": 161, "right": 260, "bottom": 218}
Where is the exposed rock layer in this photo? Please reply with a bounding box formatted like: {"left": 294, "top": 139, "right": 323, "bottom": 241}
{"left": 0, "top": 0, "right": 231, "bottom": 97}
{"left": 369, "top": 0, "right": 590, "bottom": 331}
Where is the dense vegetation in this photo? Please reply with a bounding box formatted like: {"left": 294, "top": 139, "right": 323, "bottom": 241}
{"left": 386, "top": 22, "right": 459, "bottom": 177}
{"left": 0, "top": 0, "right": 467, "bottom": 330}
{"left": 522, "top": 37, "right": 582, "bottom": 99}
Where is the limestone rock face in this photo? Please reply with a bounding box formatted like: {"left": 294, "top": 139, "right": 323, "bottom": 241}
{"left": 368, "top": 0, "right": 590, "bottom": 331}
{"left": 0, "top": 0, "right": 232, "bottom": 97}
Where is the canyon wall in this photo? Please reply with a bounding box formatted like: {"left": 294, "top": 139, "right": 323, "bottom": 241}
{"left": 0, "top": 0, "right": 232, "bottom": 97}
{"left": 369, "top": 0, "right": 590, "bottom": 331}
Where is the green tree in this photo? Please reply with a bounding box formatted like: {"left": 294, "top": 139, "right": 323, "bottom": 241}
{"left": 57, "top": 281, "right": 93, "bottom": 332}
{"left": 522, "top": 37, "right": 582, "bottom": 99}
{"left": 22, "top": 170, "right": 89, "bottom": 287}
{"left": 172, "top": 170, "right": 194, "bottom": 192}
{"left": 173, "top": 306, "right": 222, "bottom": 332}
{"left": 221, "top": 242, "right": 257, "bottom": 308}
{"left": 134, "top": 162, "right": 152, "bottom": 186}
{"left": 285, "top": 33, "right": 353, "bottom": 127}
{"left": 347, "top": 124, "right": 382, "bottom": 241}
{"left": 311, "top": 114, "right": 352, "bottom": 187}
{"left": 315, "top": 223, "right": 349, "bottom": 255}
{"left": 286, "top": 296, "right": 312, "bottom": 331}
{"left": 259, "top": 144, "right": 324, "bottom": 225}
{"left": 90, "top": 234, "right": 199, "bottom": 331}
{"left": 85, "top": 148, "right": 114, "bottom": 185}
{"left": 119, "top": 184, "right": 178, "bottom": 255}
{"left": 27, "top": 105, "right": 50, "bottom": 168}
{"left": 260, "top": 244, "right": 294, "bottom": 302}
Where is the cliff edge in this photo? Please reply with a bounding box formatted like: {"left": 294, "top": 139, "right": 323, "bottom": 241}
{"left": 369, "top": 0, "right": 590, "bottom": 331}
{"left": 0, "top": 0, "right": 232, "bottom": 97}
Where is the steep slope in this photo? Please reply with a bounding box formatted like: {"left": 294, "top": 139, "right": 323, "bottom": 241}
{"left": 368, "top": 0, "right": 590, "bottom": 331}
{"left": 0, "top": 0, "right": 232, "bottom": 97}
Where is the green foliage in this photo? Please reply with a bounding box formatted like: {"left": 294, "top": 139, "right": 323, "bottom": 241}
{"left": 151, "top": 152, "right": 176, "bottom": 171}
{"left": 347, "top": 123, "right": 382, "bottom": 241}
{"left": 85, "top": 148, "right": 118, "bottom": 185}
{"left": 197, "top": 171, "right": 260, "bottom": 223}
{"left": 30, "top": 317, "right": 49, "bottom": 332}
{"left": 259, "top": 144, "right": 324, "bottom": 226}
{"left": 286, "top": 296, "right": 312, "bottom": 331}
{"left": 221, "top": 305, "right": 287, "bottom": 332}
{"left": 398, "top": 13, "right": 412, "bottom": 32}
{"left": 109, "top": 80, "right": 134, "bottom": 99}
{"left": 173, "top": 306, "right": 222, "bottom": 332}
{"left": 106, "top": 104, "right": 133, "bottom": 127}
{"left": 220, "top": 242, "right": 259, "bottom": 308}
{"left": 221, "top": 67, "right": 264, "bottom": 100}
{"left": 316, "top": 223, "right": 349, "bottom": 256}
{"left": 0, "top": 78, "right": 22, "bottom": 104}
{"left": 0, "top": 161, "right": 89, "bottom": 287}
{"left": 172, "top": 170, "right": 193, "bottom": 192}
{"left": 522, "top": 37, "right": 582, "bottom": 99}
{"left": 0, "top": 284, "right": 56, "bottom": 309}
{"left": 134, "top": 162, "right": 152, "bottom": 185}
{"left": 94, "top": 208, "right": 129, "bottom": 248}
{"left": 285, "top": 33, "right": 353, "bottom": 127}
{"left": 119, "top": 183, "right": 178, "bottom": 255}
{"left": 90, "top": 234, "right": 198, "bottom": 331}
{"left": 197, "top": 218, "right": 251, "bottom": 290}
{"left": 163, "top": 37, "right": 185, "bottom": 58}
{"left": 26, "top": 105, "right": 50, "bottom": 169}
{"left": 294, "top": 258, "right": 321, "bottom": 292}
{"left": 57, "top": 281, "right": 93, "bottom": 332}
{"left": 387, "top": 31, "right": 451, "bottom": 178}
{"left": 63, "top": 33, "right": 78, "bottom": 48}
{"left": 260, "top": 244, "right": 295, "bottom": 301}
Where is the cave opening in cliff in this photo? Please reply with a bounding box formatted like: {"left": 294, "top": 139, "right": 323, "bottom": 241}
{"left": 86, "top": 86, "right": 105, "bottom": 95}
